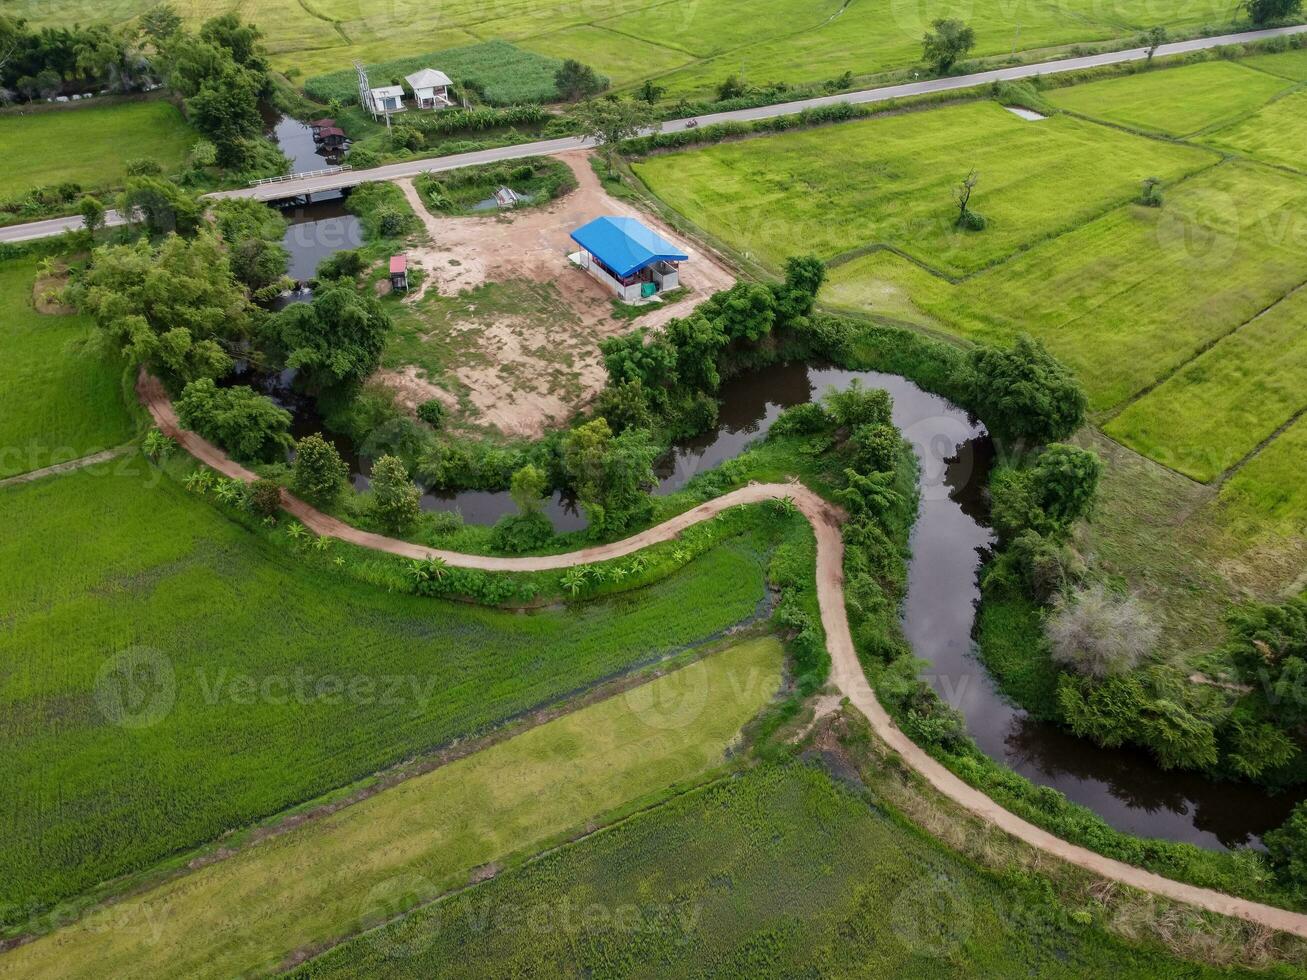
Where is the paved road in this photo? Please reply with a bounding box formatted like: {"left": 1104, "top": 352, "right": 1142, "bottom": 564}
{"left": 3, "top": 22, "right": 1305, "bottom": 244}
{"left": 137, "top": 368, "right": 1307, "bottom": 939}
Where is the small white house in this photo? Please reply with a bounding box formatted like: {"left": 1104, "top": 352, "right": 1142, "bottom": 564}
{"left": 404, "top": 69, "right": 454, "bottom": 110}
{"left": 367, "top": 84, "right": 406, "bottom": 117}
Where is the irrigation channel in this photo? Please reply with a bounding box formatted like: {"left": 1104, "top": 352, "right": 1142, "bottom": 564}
{"left": 257, "top": 200, "right": 1300, "bottom": 852}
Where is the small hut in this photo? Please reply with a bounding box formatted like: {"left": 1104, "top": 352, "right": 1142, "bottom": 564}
{"left": 317, "top": 126, "right": 348, "bottom": 152}
{"left": 404, "top": 69, "right": 454, "bottom": 110}
{"left": 367, "top": 85, "right": 405, "bottom": 116}
{"left": 389, "top": 255, "right": 409, "bottom": 292}
{"left": 308, "top": 118, "right": 337, "bottom": 140}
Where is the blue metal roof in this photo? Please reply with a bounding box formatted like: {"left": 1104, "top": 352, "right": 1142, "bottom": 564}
{"left": 569, "top": 216, "right": 688, "bottom": 279}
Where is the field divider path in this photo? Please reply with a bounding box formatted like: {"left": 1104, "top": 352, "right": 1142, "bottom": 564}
{"left": 136, "top": 368, "right": 1307, "bottom": 939}
{"left": 0, "top": 446, "right": 128, "bottom": 488}
{"left": 4, "top": 23, "right": 1307, "bottom": 244}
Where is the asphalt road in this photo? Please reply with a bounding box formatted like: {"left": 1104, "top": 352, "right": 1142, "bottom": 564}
{"left": 3, "top": 22, "right": 1305, "bottom": 244}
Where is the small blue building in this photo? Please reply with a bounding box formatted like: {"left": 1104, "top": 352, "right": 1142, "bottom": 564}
{"left": 569, "top": 216, "right": 688, "bottom": 302}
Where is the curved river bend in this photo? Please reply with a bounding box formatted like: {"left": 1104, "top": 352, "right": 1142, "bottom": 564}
{"left": 267, "top": 204, "right": 1297, "bottom": 849}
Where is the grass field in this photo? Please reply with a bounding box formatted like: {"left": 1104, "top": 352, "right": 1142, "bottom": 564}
{"left": 1213, "top": 414, "right": 1307, "bottom": 561}
{"left": 1201, "top": 89, "right": 1307, "bottom": 173}
{"left": 0, "top": 463, "right": 777, "bottom": 920}
{"left": 817, "top": 161, "right": 1307, "bottom": 412}
{"left": 291, "top": 763, "right": 1252, "bottom": 978}
{"left": 1045, "top": 60, "right": 1293, "bottom": 137}
{"left": 0, "top": 100, "right": 195, "bottom": 198}
{"left": 634, "top": 102, "right": 1213, "bottom": 276}
{"left": 0, "top": 259, "right": 134, "bottom": 478}
{"left": 1240, "top": 46, "right": 1307, "bottom": 80}
{"left": 3, "top": 637, "right": 783, "bottom": 980}
{"left": 1105, "top": 285, "right": 1307, "bottom": 482}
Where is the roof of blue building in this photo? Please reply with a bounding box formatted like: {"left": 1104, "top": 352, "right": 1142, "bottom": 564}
{"left": 569, "top": 216, "right": 688, "bottom": 278}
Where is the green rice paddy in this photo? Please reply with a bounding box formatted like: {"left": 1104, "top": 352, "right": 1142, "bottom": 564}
{"left": 0, "top": 259, "right": 134, "bottom": 478}
{"left": 2, "top": 638, "right": 783, "bottom": 979}
{"left": 0, "top": 462, "right": 776, "bottom": 920}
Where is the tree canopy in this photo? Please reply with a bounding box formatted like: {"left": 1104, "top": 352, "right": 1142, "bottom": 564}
{"left": 263, "top": 281, "right": 390, "bottom": 392}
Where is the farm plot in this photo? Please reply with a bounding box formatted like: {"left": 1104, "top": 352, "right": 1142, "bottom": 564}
{"left": 1105, "top": 285, "right": 1307, "bottom": 483}
{"left": 1212, "top": 415, "right": 1307, "bottom": 576}
{"left": 1201, "top": 89, "right": 1307, "bottom": 173}
{"left": 1045, "top": 60, "right": 1293, "bottom": 137}
{"left": 303, "top": 41, "right": 565, "bottom": 106}
{"left": 818, "top": 161, "right": 1307, "bottom": 411}
{"left": 518, "top": 26, "right": 693, "bottom": 87}
{"left": 1239, "top": 46, "right": 1307, "bottom": 80}
{"left": 0, "top": 464, "right": 775, "bottom": 920}
{"left": 0, "top": 100, "right": 196, "bottom": 200}
{"left": 0, "top": 259, "right": 134, "bottom": 479}
{"left": 633, "top": 101, "right": 1213, "bottom": 276}
{"left": 3, "top": 638, "right": 783, "bottom": 980}
{"left": 291, "top": 764, "right": 1240, "bottom": 978}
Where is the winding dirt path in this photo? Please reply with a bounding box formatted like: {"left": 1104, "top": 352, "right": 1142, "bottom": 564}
{"left": 138, "top": 370, "right": 1307, "bottom": 939}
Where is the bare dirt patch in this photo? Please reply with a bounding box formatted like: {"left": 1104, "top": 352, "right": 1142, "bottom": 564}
{"left": 379, "top": 152, "right": 735, "bottom": 438}
{"left": 33, "top": 264, "right": 76, "bottom": 315}
{"left": 374, "top": 365, "right": 457, "bottom": 415}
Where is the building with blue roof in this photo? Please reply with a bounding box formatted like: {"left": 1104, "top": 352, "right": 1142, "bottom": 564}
{"left": 568, "top": 215, "right": 689, "bottom": 302}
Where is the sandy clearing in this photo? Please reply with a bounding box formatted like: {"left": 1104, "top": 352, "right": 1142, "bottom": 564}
{"left": 380, "top": 152, "right": 734, "bottom": 437}
{"left": 135, "top": 365, "right": 1307, "bottom": 941}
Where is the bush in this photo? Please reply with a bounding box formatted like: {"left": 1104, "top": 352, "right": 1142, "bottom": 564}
{"left": 956, "top": 208, "right": 987, "bottom": 231}
{"left": 770, "top": 401, "right": 832, "bottom": 437}
{"left": 315, "top": 249, "right": 366, "bottom": 282}
{"left": 125, "top": 158, "right": 163, "bottom": 176}
{"left": 490, "top": 512, "right": 554, "bottom": 553}
{"left": 174, "top": 378, "right": 293, "bottom": 463}
{"left": 823, "top": 380, "right": 892, "bottom": 429}
{"left": 248, "top": 478, "right": 283, "bottom": 518}
{"left": 1047, "top": 583, "right": 1158, "bottom": 679}
{"left": 966, "top": 335, "right": 1087, "bottom": 446}
{"left": 1138, "top": 176, "right": 1164, "bottom": 208}
{"left": 416, "top": 399, "right": 444, "bottom": 427}
{"left": 849, "top": 423, "right": 901, "bottom": 473}
{"left": 370, "top": 454, "right": 421, "bottom": 532}
{"left": 291, "top": 433, "right": 348, "bottom": 506}
{"left": 142, "top": 427, "right": 176, "bottom": 462}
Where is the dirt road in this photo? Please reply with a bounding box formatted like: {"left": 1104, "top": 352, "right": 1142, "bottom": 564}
{"left": 139, "top": 369, "right": 1307, "bottom": 939}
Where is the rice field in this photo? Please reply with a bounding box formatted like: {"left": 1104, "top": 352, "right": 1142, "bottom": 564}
{"left": 291, "top": 764, "right": 1248, "bottom": 978}
{"left": 1105, "top": 285, "right": 1307, "bottom": 483}
{"left": 0, "top": 463, "right": 776, "bottom": 921}
{"left": 2, "top": 638, "right": 783, "bottom": 979}
{"left": 0, "top": 259, "right": 134, "bottom": 479}
{"left": 0, "top": 100, "right": 196, "bottom": 200}
{"left": 1045, "top": 60, "right": 1293, "bottom": 137}
{"left": 1201, "top": 89, "right": 1307, "bottom": 173}
{"left": 633, "top": 101, "right": 1213, "bottom": 276}
{"left": 5, "top": 0, "right": 1274, "bottom": 98}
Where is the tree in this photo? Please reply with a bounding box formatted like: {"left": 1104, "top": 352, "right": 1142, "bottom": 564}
{"left": 185, "top": 64, "right": 265, "bottom": 168}
{"left": 1226, "top": 594, "right": 1307, "bottom": 730}
{"left": 72, "top": 231, "right": 250, "bottom": 383}
{"left": 559, "top": 418, "right": 658, "bottom": 534}
{"left": 1243, "top": 0, "right": 1302, "bottom": 23}
{"left": 600, "top": 328, "right": 678, "bottom": 399}
{"left": 697, "top": 281, "right": 776, "bottom": 343}
{"left": 573, "top": 98, "right": 654, "bottom": 175}
{"left": 1047, "top": 583, "right": 1159, "bottom": 679}
{"left": 665, "top": 313, "right": 728, "bottom": 392}
{"left": 199, "top": 12, "right": 268, "bottom": 74}
{"left": 922, "top": 18, "right": 975, "bottom": 73}
{"left": 79, "top": 195, "right": 106, "bottom": 235}
{"left": 555, "top": 59, "right": 606, "bottom": 101}
{"left": 716, "top": 75, "right": 748, "bottom": 101}
{"left": 141, "top": 4, "right": 183, "bottom": 43}
{"left": 824, "top": 380, "right": 893, "bottom": 430}
{"left": 510, "top": 463, "right": 547, "bottom": 515}
{"left": 175, "top": 378, "right": 293, "bottom": 462}
{"left": 1028, "top": 443, "right": 1102, "bottom": 527}
{"left": 954, "top": 168, "right": 985, "bottom": 230}
{"left": 291, "top": 433, "right": 348, "bottom": 505}
{"left": 263, "top": 281, "right": 390, "bottom": 392}
{"left": 1141, "top": 26, "right": 1168, "bottom": 62}
{"left": 370, "top": 454, "right": 420, "bottom": 532}
{"left": 120, "top": 176, "right": 203, "bottom": 236}
{"left": 965, "top": 335, "right": 1087, "bottom": 446}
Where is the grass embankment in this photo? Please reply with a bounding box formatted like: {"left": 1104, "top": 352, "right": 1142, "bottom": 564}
{"left": 2, "top": 638, "right": 783, "bottom": 980}
{"left": 0, "top": 100, "right": 196, "bottom": 199}
{"left": 633, "top": 101, "right": 1213, "bottom": 276}
{"left": 292, "top": 762, "right": 1269, "bottom": 978}
{"left": 0, "top": 462, "right": 782, "bottom": 922}
{"left": 0, "top": 257, "right": 134, "bottom": 478}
